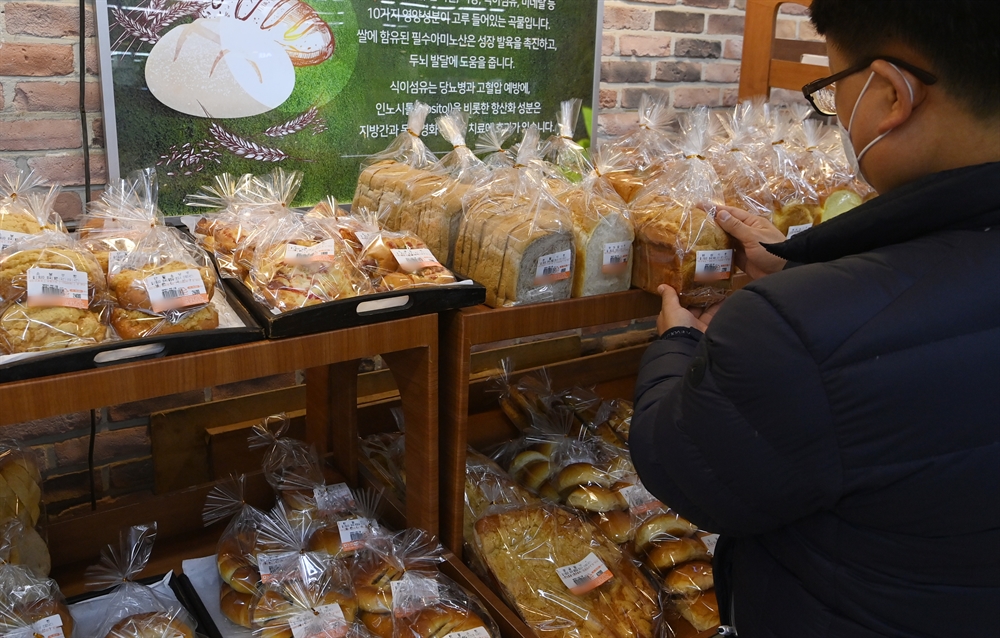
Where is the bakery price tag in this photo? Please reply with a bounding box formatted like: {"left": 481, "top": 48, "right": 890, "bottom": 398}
{"left": 256, "top": 550, "right": 297, "bottom": 584}
{"left": 701, "top": 533, "right": 720, "bottom": 556}
{"left": 445, "top": 628, "right": 491, "bottom": 638}
{"left": 556, "top": 552, "right": 614, "bottom": 595}
{"left": 144, "top": 269, "right": 209, "bottom": 313}
{"left": 602, "top": 241, "right": 631, "bottom": 274}
{"left": 313, "top": 482, "right": 355, "bottom": 513}
{"left": 26, "top": 268, "right": 88, "bottom": 309}
{"left": 619, "top": 483, "right": 664, "bottom": 516}
{"left": 337, "top": 517, "right": 370, "bottom": 552}
{"left": 391, "top": 247, "right": 440, "bottom": 273}
{"left": 354, "top": 231, "right": 379, "bottom": 248}
{"left": 288, "top": 602, "right": 348, "bottom": 638}
{"left": 786, "top": 223, "right": 812, "bottom": 239}
{"left": 391, "top": 574, "right": 440, "bottom": 617}
{"left": 285, "top": 239, "right": 342, "bottom": 263}
{"left": 30, "top": 614, "right": 65, "bottom": 638}
{"left": 534, "top": 249, "right": 572, "bottom": 286}
{"left": 0, "top": 229, "right": 28, "bottom": 253}
{"left": 107, "top": 250, "right": 129, "bottom": 275}
{"left": 694, "top": 249, "right": 733, "bottom": 282}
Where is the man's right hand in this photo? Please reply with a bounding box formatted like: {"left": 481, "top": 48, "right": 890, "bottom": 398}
{"left": 713, "top": 205, "right": 789, "bottom": 280}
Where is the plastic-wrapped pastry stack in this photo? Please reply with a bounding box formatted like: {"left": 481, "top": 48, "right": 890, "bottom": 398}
{"left": 0, "top": 170, "right": 64, "bottom": 253}
{"left": 631, "top": 107, "right": 734, "bottom": 307}
{"left": 0, "top": 444, "right": 49, "bottom": 577}
{"left": 352, "top": 102, "right": 438, "bottom": 220}
{"left": 356, "top": 216, "right": 459, "bottom": 292}
{"left": 603, "top": 94, "right": 677, "bottom": 203}
{"left": 0, "top": 229, "right": 110, "bottom": 354}
{"left": 454, "top": 126, "right": 575, "bottom": 307}
{"left": 790, "top": 114, "right": 875, "bottom": 222}
{"left": 0, "top": 520, "right": 73, "bottom": 636}
{"left": 710, "top": 101, "right": 775, "bottom": 219}
{"left": 85, "top": 523, "right": 197, "bottom": 638}
{"left": 757, "top": 107, "right": 825, "bottom": 239}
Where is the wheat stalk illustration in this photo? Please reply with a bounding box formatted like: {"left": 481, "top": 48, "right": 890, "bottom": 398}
{"left": 111, "top": 0, "right": 206, "bottom": 51}
{"left": 263, "top": 107, "right": 320, "bottom": 138}
{"left": 209, "top": 123, "right": 289, "bottom": 162}
{"left": 158, "top": 139, "right": 222, "bottom": 176}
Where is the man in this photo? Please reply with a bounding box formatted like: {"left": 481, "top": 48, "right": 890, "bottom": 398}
{"left": 631, "top": 1, "right": 999, "bottom": 636}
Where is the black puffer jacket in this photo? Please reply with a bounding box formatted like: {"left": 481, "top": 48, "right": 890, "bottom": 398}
{"left": 631, "top": 162, "right": 1000, "bottom": 637}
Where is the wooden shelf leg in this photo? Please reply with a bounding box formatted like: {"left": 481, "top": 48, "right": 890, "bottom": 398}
{"left": 438, "top": 310, "right": 470, "bottom": 554}
{"left": 382, "top": 342, "right": 439, "bottom": 537}
{"left": 306, "top": 359, "right": 361, "bottom": 484}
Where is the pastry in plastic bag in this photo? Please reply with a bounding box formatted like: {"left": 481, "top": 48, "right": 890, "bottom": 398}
{"left": 203, "top": 476, "right": 276, "bottom": 597}
{"left": 359, "top": 227, "right": 457, "bottom": 291}
{"left": 473, "top": 503, "right": 660, "bottom": 638}
{"left": 603, "top": 94, "right": 677, "bottom": 203}
{"left": 0, "top": 170, "right": 65, "bottom": 251}
{"left": 0, "top": 520, "right": 68, "bottom": 634}
{"left": 352, "top": 528, "right": 445, "bottom": 615}
{"left": 78, "top": 168, "right": 163, "bottom": 275}
{"left": 84, "top": 523, "right": 197, "bottom": 638}
{"left": 391, "top": 571, "right": 500, "bottom": 638}
{"left": 710, "top": 103, "right": 774, "bottom": 219}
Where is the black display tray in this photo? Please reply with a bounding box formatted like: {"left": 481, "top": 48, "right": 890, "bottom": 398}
{"left": 0, "top": 294, "right": 263, "bottom": 383}
{"left": 66, "top": 573, "right": 221, "bottom": 638}
{"left": 224, "top": 276, "right": 486, "bottom": 339}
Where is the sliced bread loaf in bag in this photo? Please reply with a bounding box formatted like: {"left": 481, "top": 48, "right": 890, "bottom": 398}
{"left": 631, "top": 108, "right": 733, "bottom": 308}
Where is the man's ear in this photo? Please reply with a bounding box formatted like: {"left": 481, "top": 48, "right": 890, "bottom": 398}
{"left": 870, "top": 59, "right": 927, "bottom": 134}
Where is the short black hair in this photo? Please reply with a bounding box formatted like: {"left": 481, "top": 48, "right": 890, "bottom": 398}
{"left": 810, "top": 0, "right": 1000, "bottom": 119}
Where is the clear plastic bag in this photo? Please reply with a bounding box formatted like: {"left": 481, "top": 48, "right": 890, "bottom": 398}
{"left": 0, "top": 444, "right": 48, "bottom": 578}
{"left": 0, "top": 170, "right": 65, "bottom": 252}
{"left": 554, "top": 147, "right": 634, "bottom": 298}
{"left": 390, "top": 571, "right": 500, "bottom": 638}
{"left": 84, "top": 523, "right": 197, "bottom": 638}
{"left": 0, "top": 530, "right": 74, "bottom": 636}
{"left": 352, "top": 528, "right": 444, "bottom": 619}
{"left": 710, "top": 104, "right": 775, "bottom": 219}
{"left": 455, "top": 126, "right": 575, "bottom": 307}
{"left": 106, "top": 225, "right": 222, "bottom": 340}
{"left": 543, "top": 99, "right": 592, "bottom": 183}
{"left": 203, "top": 476, "right": 274, "bottom": 602}
{"left": 358, "top": 224, "right": 458, "bottom": 291}
{"left": 0, "top": 230, "right": 111, "bottom": 354}
{"left": 631, "top": 108, "right": 733, "bottom": 308}
{"left": 755, "top": 107, "right": 824, "bottom": 238}
{"left": 474, "top": 124, "right": 517, "bottom": 171}
{"left": 790, "top": 117, "right": 876, "bottom": 223}
{"left": 244, "top": 213, "right": 373, "bottom": 312}
{"left": 359, "top": 432, "right": 406, "bottom": 501}
{"left": 603, "top": 94, "right": 678, "bottom": 203}
{"left": 247, "top": 415, "right": 326, "bottom": 512}
{"left": 353, "top": 102, "right": 438, "bottom": 219}
{"left": 308, "top": 488, "right": 384, "bottom": 559}
{"left": 472, "top": 503, "right": 660, "bottom": 638}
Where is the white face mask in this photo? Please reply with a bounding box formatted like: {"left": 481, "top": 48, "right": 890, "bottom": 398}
{"left": 837, "top": 63, "right": 914, "bottom": 181}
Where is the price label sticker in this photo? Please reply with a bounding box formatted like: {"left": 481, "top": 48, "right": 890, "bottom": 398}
{"left": 694, "top": 249, "right": 733, "bottom": 282}
{"left": 701, "top": 533, "right": 720, "bottom": 556}
{"left": 256, "top": 550, "right": 296, "bottom": 584}
{"left": 391, "top": 247, "right": 440, "bottom": 273}
{"left": 107, "top": 250, "right": 129, "bottom": 275}
{"left": 446, "top": 628, "right": 491, "bottom": 638}
{"left": 534, "top": 249, "right": 571, "bottom": 286}
{"left": 0, "top": 230, "right": 29, "bottom": 253}
{"left": 284, "top": 240, "right": 343, "bottom": 263}
{"left": 786, "top": 223, "right": 812, "bottom": 239}
{"left": 391, "top": 575, "right": 440, "bottom": 617}
{"left": 619, "top": 483, "right": 663, "bottom": 516}
{"left": 26, "top": 268, "right": 89, "bottom": 309}
{"left": 313, "top": 483, "right": 355, "bottom": 513}
{"left": 556, "top": 552, "right": 614, "bottom": 595}
{"left": 354, "top": 231, "right": 379, "bottom": 248}
{"left": 337, "top": 517, "right": 370, "bottom": 552}
{"left": 288, "top": 603, "right": 348, "bottom": 638}
{"left": 144, "top": 269, "right": 209, "bottom": 313}
{"left": 32, "top": 614, "right": 65, "bottom": 638}
{"left": 602, "top": 241, "right": 631, "bottom": 274}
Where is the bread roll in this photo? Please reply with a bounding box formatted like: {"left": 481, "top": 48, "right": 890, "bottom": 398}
{"left": 401, "top": 606, "right": 488, "bottom": 638}
{"left": 23, "top": 597, "right": 74, "bottom": 636}
{"left": 565, "top": 486, "right": 627, "bottom": 513}
{"left": 554, "top": 463, "right": 613, "bottom": 494}
{"left": 634, "top": 512, "right": 698, "bottom": 553}
{"left": 590, "top": 510, "right": 634, "bottom": 545}
{"left": 509, "top": 450, "right": 548, "bottom": 477}
{"left": 252, "top": 589, "right": 295, "bottom": 626}
{"left": 104, "top": 611, "right": 195, "bottom": 638}
{"left": 360, "top": 611, "right": 393, "bottom": 638}
{"left": 216, "top": 552, "right": 260, "bottom": 595}
{"left": 647, "top": 537, "right": 710, "bottom": 573}
{"left": 516, "top": 460, "right": 552, "bottom": 493}
{"left": 663, "top": 560, "right": 713, "bottom": 596}
{"left": 676, "top": 589, "right": 719, "bottom": 632}
{"left": 219, "top": 583, "right": 253, "bottom": 628}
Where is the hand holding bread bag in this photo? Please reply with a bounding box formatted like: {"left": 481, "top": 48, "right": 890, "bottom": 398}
{"left": 0, "top": 230, "right": 110, "bottom": 354}
{"left": 84, "top": 523, "right": 197, "bottom": 638}
{"left": 353, "top": 101, "right": 438, "bottom": 230}
{"left": 631, "top": 107, "right": 734, "bottom": 308}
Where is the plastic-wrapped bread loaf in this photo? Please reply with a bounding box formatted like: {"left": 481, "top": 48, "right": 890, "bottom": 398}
{"left": 473, "top": 503, "right": 660, "bottom": 638}
{"left": 631, "top": 108, "right": 733, "bottom": 308}
{"left": 455, "top": 127, "right": 574, "bottom": 307}
{"left": 602, "top": 94, "right": 677, "bottom": 203}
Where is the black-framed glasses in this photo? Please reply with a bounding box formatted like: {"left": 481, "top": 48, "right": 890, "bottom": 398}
{"left": 802, "top": 56, "right": 938, "bottom": 117}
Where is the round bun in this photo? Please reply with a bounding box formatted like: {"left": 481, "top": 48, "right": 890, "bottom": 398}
{"left": 216, "top": 553, "right": 259, "bottom": 595}
{"left": 555, "top": 463, "right": 612, "bottom": 494}
{"left": 537, "top": 481, "right": 561, "bottom": 503}
{"left": 360, "top": 611, "right": 393, "bottom": 638}
{"left": 252, "top": 590, "right": 295, "bottom": 626}
{"left": 634, "top": 512, "right": 698, "bottom": 553}
{"left": 676, "top": 589, "right": 720, "bottom": 632}
{"left": 309, "top": 525, "right": 345, "bottom": 556}
{"left": 509, "top": 450, "right": 548, "bottom": 477}
{"left": 317, "top": 589, "right": 358, "bottom": 623}
{"left": 105, "top": 611, "right": 194, "bottom": 638}
{"left": 516, "top": 460, "right": 552, "bottom": 492}
{"left": 356, "top": 584, "right": 392, "bottom": 614}
{"left": 219, "top": 583, "right": 253, "bottom": 628}
{"left": 647, "top": 537, "right": 710, "bottom": 574}
{"left": 663, "top": 560, "right": 714, "bottom": 596}
{"left": 590, "top": 510, "right": 634, "bottom": 545}
{"left": 564, "top": 486, "right": 627, "bottom": 513}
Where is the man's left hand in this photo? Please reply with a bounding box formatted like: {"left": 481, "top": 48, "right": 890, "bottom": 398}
{"left": 656, "top": 285, "right": 723, "bottom": 335}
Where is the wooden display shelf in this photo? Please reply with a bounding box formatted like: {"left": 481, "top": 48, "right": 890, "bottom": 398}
{"left": 1, "top": 314, "right": 440, "bottom": 571}
{"left": 438, "top": 290, "right": 660, "bottom": 553}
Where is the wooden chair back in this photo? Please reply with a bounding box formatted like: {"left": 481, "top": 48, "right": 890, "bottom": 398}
{"left": 738, "top": 0, "right": 829, "bottom": 100}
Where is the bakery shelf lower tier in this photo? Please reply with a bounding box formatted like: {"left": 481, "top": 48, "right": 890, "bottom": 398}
{"left": 0, "top": 314, "right": 440, "bottom": 590}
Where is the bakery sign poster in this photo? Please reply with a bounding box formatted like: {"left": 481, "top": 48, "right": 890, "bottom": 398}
{"left": 95, "top": 0, "right": 602, "bottom": 213}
